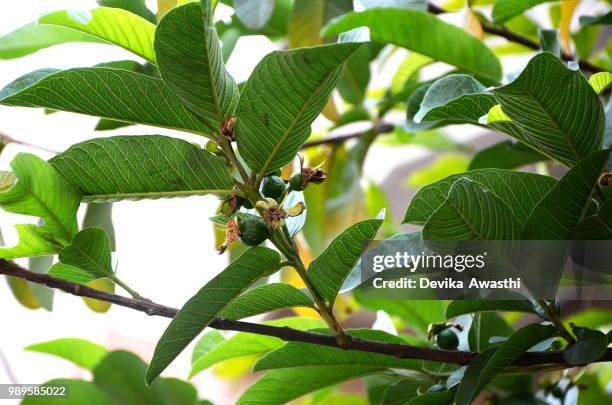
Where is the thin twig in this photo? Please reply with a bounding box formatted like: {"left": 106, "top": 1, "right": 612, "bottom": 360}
{"left": 301, "top": 123, "right": 395, "bottom": 149}
{"left": 0, "top": 132, "right": 59, "bottom": 155}
{"left": 1, "top": 259, "right": 610, "bottom": 368}
{"left": 427, "top": 3, "right": 604, "bottom": 74}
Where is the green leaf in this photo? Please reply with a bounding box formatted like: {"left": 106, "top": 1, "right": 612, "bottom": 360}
{"left": 492, "top": 0, "right": 554, "bottom": 24}
{"left": 422, "top": 178, "right": 521, "bottom": 240}
{"left": 414, "top": 74, "right": 496, "bottom": 124}
{"left": 190, "top": 317, "right": 325, "bottom": 378}
{"left": 468, "top": 313, "right": 513, "bottom": 352}
{"left": 338, "top": 44, "right": 377, "bottom": 104}
{"left": 288, "top": 0, "right": 353, "bottom": 48}
{"left": 0, "top": 68, "right": 208, "bottom": 134}
{"left": 407, "top": 388, "right": 457, "bottom": 405}
{"left": 456, "top": 324, "right": 558, "bottom": 405}
{"left": 0, "top": 154, "right": 81, "bottom": 259}
{"left": 446, "top": 292, "right": 536, "bottom": 319}
{"left": 563, "top": 325, "right": 608, "bottom": 365}
{"left": 50, "top": 135, "right": 235, "bottom": 202}
{"left": 323, "top": 8, "right": 502, "bottom": 81}
{"left": 539, "top": 29, "right": 560, "bottom": 58}
{"left": 524, "top": 149, "right": 611, "bottom": 239}
{"left": 382, "top": 380, "right": 429, "bottom": 405}
{"left": 309, "top": 218, "right": 382, "bottom": 303}
{"left": 234, "top": 0, "right": 275, "bottom": 29}
{"left": 469, "top": 141, "right": 547, "bottom": 170}
{"left": 220, "top": 283, "right": 314, "bottom": 319}
{"left": 588, "top": 71, "right": 612, "bottom": 95}
{"left": 39, "top": 8, "right": 156, "bottom": 63}
{"left": 0, "top": 23, "right": 104, "bottom": 60}
{"left": 492, "top": 53, "right": 605, "bottom": 167}
{"left": 25, "top": 338, "right": 108, "bottom": 370}
{"left": 94, "top": 350, "right": 198, "bottom": 404}
{"left": 48, "top": 263, "right": 97, "bottom": 284}
{"left": 235, "top": 43, "right": 359, "bottom": 176}
{"left": 404, "top": 169, "right": 556, "bottom": 226}
{"left": 155, "top": 2, "right": 239, "bottom": 130}
{"left": 22, "top": 379, "right": 115, "bottom": 405}
{"left": 97, "top": 0, "right": 156, "bottom": 23}
{"left": 83, "top": 203, "right": 116, "bottom": 250}
{"left": 146, "top": 246, "right": 281, "bottom": 383}
{"left": 255, "top": 329, "right": 425, "bottom": 371}
{"left": 580, "top": 11, "right": 612, "bottom": 27}
{"left": 57, "top": 228, "right": 113, "bottom": 279}
{"left": 237, "top": 367, "right": 379, "bottom": 405}
{"left": 354, "top": 289, "right": 446, "bottom": 335}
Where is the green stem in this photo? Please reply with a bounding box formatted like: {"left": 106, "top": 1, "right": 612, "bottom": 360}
{"left": 536, "top": 299, "right": 575, "bottom": 343}
{"left": 110, "top": 275, "right": 141, "bottom": 300}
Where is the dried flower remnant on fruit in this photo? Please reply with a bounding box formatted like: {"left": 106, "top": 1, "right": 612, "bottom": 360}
{"left": 256, "top": 199, "right": 305, "bottom": 229}
{"left": 217, "top": 219, "right": 240, "bottom": 254}
{"left": 289, "top": 166, "right": 327, "bottom": 191}
{"left": 221, "top": 116, "right": 236, "bottom": 140}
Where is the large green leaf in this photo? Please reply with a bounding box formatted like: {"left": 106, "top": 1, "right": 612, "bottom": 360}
{"left": 234, "top": 0, "right": 275, "bottom": 29}
{"left": 190, "top": 317, "right": 325, "bottom": 377}
{"left": 39, "top": 8, "right": 156, "bottom": 63}
{"left": 235, "top": 43, "right": 359, "bottom": 176}
{"left": 25, "top": 338, "right": 108, "bottom": 370}
{"left": 237, "top": 366, "right": 378, "bottom": 405}
{"left": 22, "top": 379, "right": 115, "bottom": 405}
{"left": 254, "top": 329, "right": 425, "bottom": 371}
{"left": 422, "top": 178, "right": 521, "bottom": 240}
{"left": 455, "top": 324, "right": 558, "bottom": 405}
{"left": 50, "top": 135, "right": 235, "bottom": 202}
{"left": 220, "top": 283, "right": 314, "bottom": 319}
{"left": 155, "top": 2, "right": 239, "bottom": 130}
{"left": 563, "top": 325, "right": 609, "bottom": 365}
{"left": 468, "top": 313, "right": 513, "bottom": 352}
{"left": 146, "top": 247, "right": 281, "bottom": 383}
{"left": 48, "top": 263, "right": 97, "bottom": 284}
{"left": 492, "top": 53, "right": 605, "bottom": 167}
{"left": 414, "top": 74, "right": 496, "bottom": 124}
{"left": 56, "top": 229, "right": 113, "bottom": 279}
{"left": 446, "top": 292, "right": 536, "bottom": 319}
{"left": 0, "top": 23, "right": 103, "bottom": 60}
{"left": 0, "top": 68, "right": 208, "bottom": 134}
{"left": 524, "top": 149, "right": 611, "bottom": 239}
{"left": 288, "top": 0, "right": 353, "bottom": 48}
{"left": 492, "top": 0, "right": 555, "bottom": 24}
{"left": 309, "top": 218, "right": 382, "bottom": 303}
{"left": 94, "top": 351, "right": 198, "bottom": 405}
{"left": 469, "top": 141, "right": 547, "bottom": 170}
{"left": 404, "top": 169, "right": 555, "bottom": 226}
{"left": 0, "top": 154, "right": 81, "bottom": 259}
{"left": 323, "top": 8, "right": 502, "bottom": 81}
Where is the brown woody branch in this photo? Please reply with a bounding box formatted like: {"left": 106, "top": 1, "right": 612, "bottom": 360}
{"left": 2, "top": 259, "right": 611, "bottom": 368}
{"left": 428, "top": 3, "right": 604, "bottom": 74}
{"left": 301, "top": 123, "right": 395, "bottom": 149}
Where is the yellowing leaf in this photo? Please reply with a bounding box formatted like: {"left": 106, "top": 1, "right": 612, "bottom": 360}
{"left": 83, "top": 278, "right": 115, "bottom": 313}
{"left": 560, "top": 0, "right": 580, "bottom": 54}
{"left": 464, "top": 9, "right": 484, "bottom": 40}
{"left": 157, "top": 0, "right": 178, "bottom": 20}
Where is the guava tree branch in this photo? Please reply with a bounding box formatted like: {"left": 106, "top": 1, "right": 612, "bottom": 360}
{"left": 301, "top": 122, "right": 395, "bottom": 149}
{"left": 427, "top": 3, "right": 604, "bottom": 74}
{"left": 2, "top": 259, "right": 611, "bottom": 368}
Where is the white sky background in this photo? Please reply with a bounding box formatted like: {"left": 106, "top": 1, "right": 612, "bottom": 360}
{"left": 0, "top": 1, "right": 607, "bottom": 404}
